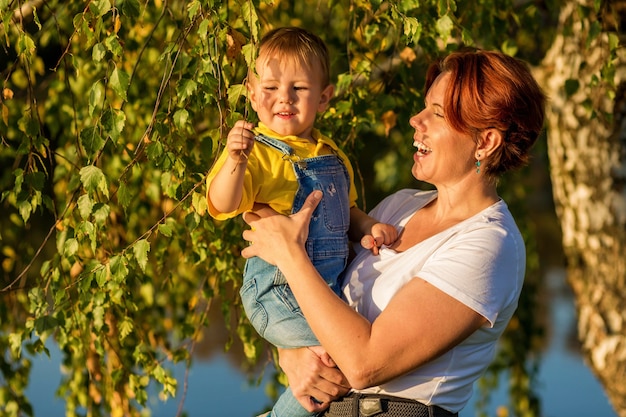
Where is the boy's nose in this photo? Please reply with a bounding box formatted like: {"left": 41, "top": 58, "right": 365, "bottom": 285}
{"left": 280, "top": 89, "right": 294, "bottom": 104}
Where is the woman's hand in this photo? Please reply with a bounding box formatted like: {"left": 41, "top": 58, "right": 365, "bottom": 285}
{"left": 241, "top": 190, "right": 322, "bottom": 266}
{"left": 278, "top": 347, "right": 351, "bottom": 412}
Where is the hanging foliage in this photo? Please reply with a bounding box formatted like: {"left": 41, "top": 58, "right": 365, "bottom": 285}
{"left": 0, "top": 1, "right": 569, "bottom": 416}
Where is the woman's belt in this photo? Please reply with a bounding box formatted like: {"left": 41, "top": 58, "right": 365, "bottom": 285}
{"left": 319, "top": 392, "right": 458, "bottom": 417}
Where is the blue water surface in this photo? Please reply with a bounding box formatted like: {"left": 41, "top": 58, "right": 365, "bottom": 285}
{"left": 25, "top": 268, "right": 617, "bottom": 417}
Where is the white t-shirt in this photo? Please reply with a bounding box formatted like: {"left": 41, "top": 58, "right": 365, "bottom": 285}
{"left": 342, "top": 189, "right": 525, "bottom": 413}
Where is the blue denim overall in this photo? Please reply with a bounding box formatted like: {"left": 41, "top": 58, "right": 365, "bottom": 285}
{"left": 240, "top": 134, "right": 350, "bottom": 347}
{"left": 240, "top": 135, "right": 350, "bottom": 417}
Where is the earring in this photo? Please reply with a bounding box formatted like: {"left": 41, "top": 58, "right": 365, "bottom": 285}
{"left": 475, "top": 153, "right": 481, "bottom": 174}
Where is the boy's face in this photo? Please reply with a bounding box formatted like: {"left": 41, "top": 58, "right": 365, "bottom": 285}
{"left": 248, "top": 53, "right": 334, "bottom": 141}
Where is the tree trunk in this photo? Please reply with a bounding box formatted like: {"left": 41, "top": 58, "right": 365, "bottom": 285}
{"left": 538, "top": 1, "right": 626, "bottom": 415}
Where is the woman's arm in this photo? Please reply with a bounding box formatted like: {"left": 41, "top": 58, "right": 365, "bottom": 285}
{"left": 242, "top": 191, "right": 487, "bottom": 389}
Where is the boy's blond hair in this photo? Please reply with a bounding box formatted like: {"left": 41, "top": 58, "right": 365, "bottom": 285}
{"left": 251, "top": 27, "right": 331, "bottom": 87}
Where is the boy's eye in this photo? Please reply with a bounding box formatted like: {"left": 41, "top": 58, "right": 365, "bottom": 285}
{"left": 294, "top": 86, "right": 308, "bottom": 91}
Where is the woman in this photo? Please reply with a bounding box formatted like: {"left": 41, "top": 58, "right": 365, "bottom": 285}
{"left": 242, "top": 48, "right": 546, "bottom": 417}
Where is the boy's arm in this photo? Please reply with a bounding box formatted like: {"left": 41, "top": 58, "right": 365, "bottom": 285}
{"left": 348, "top": 207, "right": 398, "bottom": 255}
{"left": 207, "top": 121, "right": 256, "bottom": 214}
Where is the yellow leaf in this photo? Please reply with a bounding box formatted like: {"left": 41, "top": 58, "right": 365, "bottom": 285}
{"left": 381, "top": 110, "right": 397, "bottom": 137}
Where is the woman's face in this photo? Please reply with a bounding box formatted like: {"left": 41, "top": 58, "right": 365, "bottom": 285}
{"left": 409, "top": 73, "right": 477, "bottom": 186}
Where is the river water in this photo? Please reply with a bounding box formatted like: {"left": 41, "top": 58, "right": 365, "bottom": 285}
{"left": 24, "top": 267, "right": 617, "bottom": 417}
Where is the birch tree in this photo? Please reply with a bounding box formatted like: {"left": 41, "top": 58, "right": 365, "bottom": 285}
{"left": 537, "top": 1, "right": 626, "bottom": 415}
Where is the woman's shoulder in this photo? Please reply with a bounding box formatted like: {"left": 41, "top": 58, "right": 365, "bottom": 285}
{"left": 377, "top": 188, "right": 436, "bottom": 209}
{"left": 370, "top": 189, "right": 436, "bottom": 222}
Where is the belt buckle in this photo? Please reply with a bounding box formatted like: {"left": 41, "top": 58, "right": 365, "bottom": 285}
{"left": 359, "top": 397, "right": 383, "bottom": 417}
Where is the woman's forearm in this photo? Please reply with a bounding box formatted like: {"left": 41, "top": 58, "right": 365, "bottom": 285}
{"left": 275, "top": 245, "right": 377, "bottom": 386}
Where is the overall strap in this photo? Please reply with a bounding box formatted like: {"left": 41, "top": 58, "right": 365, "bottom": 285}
{"left": 255, "top": 133, "right": 311, "bottom": 168}
{"left": 254, "top": 134, "right": 294, "bottom": 157}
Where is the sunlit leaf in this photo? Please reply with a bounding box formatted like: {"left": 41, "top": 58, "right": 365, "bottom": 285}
{"left": 435, "top": 15, "right": 454, "bottom": 44}
{"left": 110, "top": 67, "right": 130, "bottom": 101}
{"left": 80, "top": 165, "right": 110, "bottom": 199}
{"left": 119, "top": 317, "right": 134, "bottom": 340}
{"left": 77, "top": 194, "right": 94, "bottom": 220}
{"left": 227, "top": 84, "right": 247, "bottom": 110}
{"left": 133, "top": 239, "right": 150, "bottom": 272}
{"left": 174, "top": 109, "right": 189, "bottom": 130}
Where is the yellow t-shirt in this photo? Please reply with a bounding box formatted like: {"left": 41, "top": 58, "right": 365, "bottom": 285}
{"left": 206, "top": 123, "right": 358, "bottom": 220}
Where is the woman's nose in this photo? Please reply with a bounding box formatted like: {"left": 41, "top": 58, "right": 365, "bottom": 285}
{"left": 409, "top": 113, "right": 425, "bottom": 130}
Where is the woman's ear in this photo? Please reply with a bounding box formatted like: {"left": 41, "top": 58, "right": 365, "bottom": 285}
{"left": 317, "top": 84, "right": 335, "bottom": 112}
{"left": 478, "top": 128, "right": 503, "bottom": 157}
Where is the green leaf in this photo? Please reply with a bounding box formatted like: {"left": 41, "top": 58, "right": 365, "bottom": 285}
{"left": 187, "top": 0, "right": 201, "bottom": 19}
{"left": 93, "top": 305, "right": 105, "bottom": 330}
{"left": 89, "top": 0, "right": 111, "bottom": 17}
{"left": 64, "top": 237, "right": 79, "bottom": 256}
{"left": 146, "top": 141, "right": 164, "bottom": 162}
{"left": 227, "top": 84, "right": 247, "bottom": 110}
{"left": 18, "top": 199, "right": 33, "bottom": 223}
{"left": 118, "top": 317, "right": 134, "bottom": 341}
{"left": 78, "top": 220, "right": 97, "bottom": 253}
{"left": 102, "top": 108, "right": 126, "bottom": 140}
{"left": 95, "top": 266, "right": 108, "bottom": 287}
{"left": 16, "top": 32, "right": 36, "bottom": 57}
{"left": 34, "top": 316, "right": 59, "bottom": 336}
{"left": 403, "top": 17, "right": 421, "bottom": 44}
{"left": 77, "top": 194, "right": 94, "bottom": 220}
{"left": 110, "top": 67, "right": 130, "bottom": 101}
{"left": 117, "top": 182, "right": 132, "bottom": 209}
{"left": 240, "top": 2, "right": 259, "bottom": 40}
{"left": 121, "top": 0, "right": 141, "bottom": 18}
{"left": 80, "top": 126, "right": 106, "bottom": 159}
{"left": 176, "top": 79, "right": 198, "bottom": 102}
{"left": 80, "top": 165, "right": 110, "bottom": 199}
{"left": 133, "top": 239, "right": 150, "bottom": 272}
{"left": 105, "top": 34, "right": 123, "bottom": 58}
{"left": 89, "top": 81, "right": 104, "bottom": 116}
{"left": 192, "top": 191, "right": 208, "bottom": 214}
{"left": 158, "top": 222, "right": 174, "bottom": 237}
{"left": 109, "top": 255, "right": 129, "bottom": 283}
{"left": 8, "top": 332, "right": 23, "bottom": 358}
{"left": 93, "top": 203, "right": 110, "bottom": 226}
{"left": 174, "top": 108, "right": 189, "bottom": 130}
{"left": 93, "top": 42, "right": 107, "bottom": 62}
{"left": 435, "top": 15, "right": 454, "bottom": 44}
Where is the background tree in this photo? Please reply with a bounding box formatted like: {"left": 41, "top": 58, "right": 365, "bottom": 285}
{"left": 0, "top": 0, "right": 620, "bottom": 416}
{"left": 535, "top": 0, "right": 626, "bottom": 415}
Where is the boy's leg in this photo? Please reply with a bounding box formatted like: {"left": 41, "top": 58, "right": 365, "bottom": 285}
{"left": 270, "top": 387, "right": 318, "bottom": 417}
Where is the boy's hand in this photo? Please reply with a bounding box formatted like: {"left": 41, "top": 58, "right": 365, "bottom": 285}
{"left": 360, "top": 223, "right": 398, "bottom": 255}
{"left": 226, "top": 120, "right": 256, "bottom": 162}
